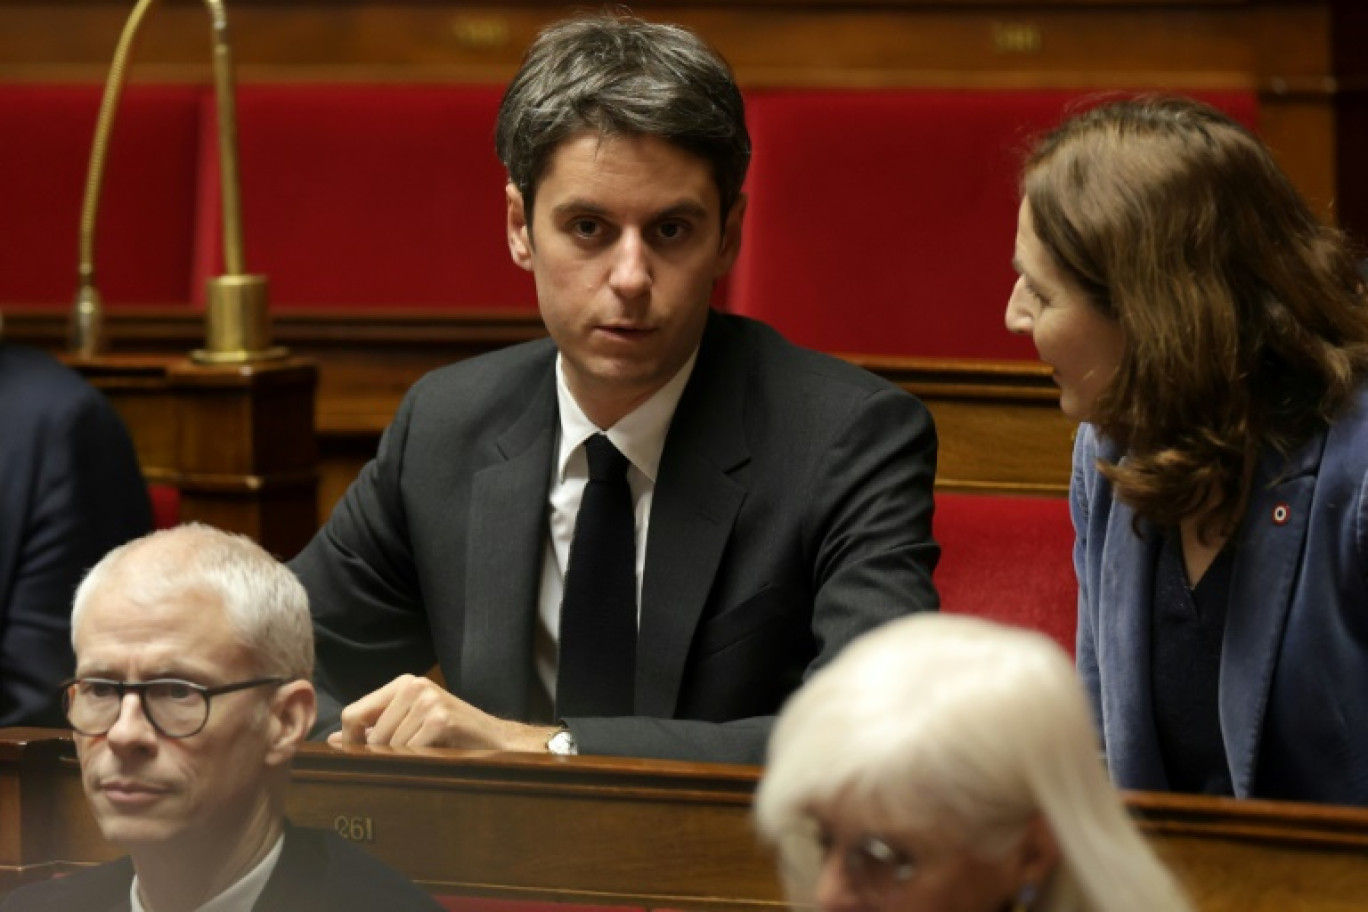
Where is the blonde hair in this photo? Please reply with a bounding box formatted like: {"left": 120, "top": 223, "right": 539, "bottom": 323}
{"left": 755, "top": 614, "right": 1190, "bottom": 912}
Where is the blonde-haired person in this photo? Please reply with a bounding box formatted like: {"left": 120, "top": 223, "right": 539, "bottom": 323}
{"left": 1006, "top": 96, "right": 1368, "bottom": 804}
{"left": 755, "top": 614, "right": 1190, "bottom": 912}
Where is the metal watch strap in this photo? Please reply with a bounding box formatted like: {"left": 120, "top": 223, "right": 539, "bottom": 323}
{"left": 546, "top": 727, "right": 578, "bottom": 756}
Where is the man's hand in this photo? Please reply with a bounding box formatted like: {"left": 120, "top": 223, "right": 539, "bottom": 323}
{"left": 327, "top": 674, "right": 559, "bottom": 751}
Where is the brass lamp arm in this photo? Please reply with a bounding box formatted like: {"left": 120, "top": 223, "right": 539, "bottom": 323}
{"left": 206, "top": 0, "right": 246, "bottom": 276}
{"left": 72, "top": 0, "right": 158, "bottom": 356}
{"left": 74, "top": 0, "right": 284, "bottom": 364}
{"left": 77, "top": 0, "right": 156, "bottom": 293}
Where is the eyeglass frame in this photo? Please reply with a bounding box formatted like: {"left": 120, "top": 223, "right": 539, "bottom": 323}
{"left": 784, "top": 814, "right": 918, "bottom": 900}
{"left": 60, "top": 676, "right": 289, "bottom": 739}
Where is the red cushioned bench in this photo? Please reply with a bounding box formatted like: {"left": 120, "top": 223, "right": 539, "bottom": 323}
{"left": 731, "top": 89, "right": 1259, "bottom": 360}
{"left": 0, "top": 84, "right": 197, "bottom": 527}
{"left": 2, "top": 83, "right": 1258, "bottom": 366}
{"left": 933, "top": 491, "right": 1077, "bottom": 652}
{"left": 149, "top": 483, "right": 181, "bottom": 530}
{"left": 0, "top": 84, "right": 203, "bottom": 307}
{"left": 193, "top": 84, "right": 535, "bottom": 311}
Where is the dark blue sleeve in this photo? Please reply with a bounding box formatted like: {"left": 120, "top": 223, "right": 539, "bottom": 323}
{"left": 0, "top": 356, "right": 153, "bottom": 727}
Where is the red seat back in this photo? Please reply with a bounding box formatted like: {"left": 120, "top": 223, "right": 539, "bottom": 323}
{"left": 934, "top": 492, "right": 1077, "bottom": 653}
{"left": 195, "top": 84, "right": 534, "bottom": 311}
{"left": 0, "top": 84, "right": 202, "bottom": 307}
{"left": 148, "top": 483, "right": 180, "bottom": 530}
{"left": 731, "top": 89, "right": 1259, "bottom": 359}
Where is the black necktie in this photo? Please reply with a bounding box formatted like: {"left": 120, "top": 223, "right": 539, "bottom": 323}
{"left": 556, "top": 433, "right": 638, "bottom": 717}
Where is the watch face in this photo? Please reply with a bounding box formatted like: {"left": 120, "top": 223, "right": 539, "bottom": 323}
{"left": 548, "top": 730, "right": 576, "bottom": 756}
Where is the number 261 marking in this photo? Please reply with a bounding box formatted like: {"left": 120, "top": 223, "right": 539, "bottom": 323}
{"left": 334, "top": 815, "right": 375, "bottom": 842}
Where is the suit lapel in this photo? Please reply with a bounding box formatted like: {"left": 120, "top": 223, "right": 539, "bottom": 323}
{"left": 1096, "top": 492, "right": 1169, "bottom": 790}
{"left": 253, "top": 824, "right": 325, "bottom": 911}
{"left": 636, "top": 315, "right": 750, "bottom": 717}
{"left": 1221, "top": 433, "right": 1324, "bottom": 796}
{"left": 99, "top": 857, "right": 136, "bottom": 912}
{"left": 460, "top": 362, "right": 557, "bottom": 719}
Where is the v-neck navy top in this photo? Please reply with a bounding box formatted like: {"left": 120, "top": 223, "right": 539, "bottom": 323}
{"left": 1150, "top": 529, "right": 1236, "bottom": 795}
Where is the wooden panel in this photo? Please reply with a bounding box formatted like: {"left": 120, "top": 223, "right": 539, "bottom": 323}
{"left": 9, "top": 309, "right": 1073, "bottom": 510}
{"left": 67, "top": 356, "right": 182, "bottom": 485}
{"left": 4, "top": 729, "right": 1368, "bottom": 911}
{"left": 1258, "top": 96, "right": 1339, "bottom": 216}
{"left": 1131, "top": 792, "right": 1368, "bottom": 911}
{"left": 170, "top": 361, "right": 317, "bottom": 475}
{"left": 0, "top": 3, "right": 1301, "bottom": 84}
{"left": 57, "top": 351, "right": 322, "bottom": 557}
{"left": 852, "top": 355, "right": 1075, "bottom": 494}
{"left": 169, "top": 359, "right": 320, "bottom": 558}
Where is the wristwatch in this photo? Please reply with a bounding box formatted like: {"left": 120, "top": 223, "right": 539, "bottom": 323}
{"left": 546, "top": 727, "right": 578, "bottom": 756}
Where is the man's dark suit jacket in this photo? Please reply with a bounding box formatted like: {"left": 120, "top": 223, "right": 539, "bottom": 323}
{"left": 0, "top": 823, "right": 442, "bottom": 911}
{"left": 293, "top": 312, "right": 940, "bottom": 763}
{"left": 0, "top": 344, "right": 152, "bottom": 727}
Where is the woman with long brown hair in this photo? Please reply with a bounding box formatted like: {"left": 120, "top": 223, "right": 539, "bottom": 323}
{"left": 1006, "top": 96, "right": 1368, "bottom": 804}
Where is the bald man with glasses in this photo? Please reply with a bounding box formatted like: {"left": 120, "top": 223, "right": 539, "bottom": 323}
{"left": 0, "top": 524, "right": 440, "bottom": 912}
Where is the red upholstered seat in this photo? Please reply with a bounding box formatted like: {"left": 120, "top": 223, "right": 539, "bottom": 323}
{"left": 731, "top": 89, "right": 1259, "bottom": 359}
{"left": 0, "top": 84, "right": 203, "bottom": 307}
{"left": 933, "top": 492, "right": 1077, "bottom": 653}
{"left": 149, "top": 483, "right": 180, "bottom": 530}
{"left": 194, "top": 84, "right": 535, "bottom": 310}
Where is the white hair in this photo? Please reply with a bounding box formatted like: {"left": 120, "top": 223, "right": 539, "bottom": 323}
{"left": 754, "top": 614, "right": 1191, "bottom": 912}
{"left": 72, "top": 523, "right": 314, "bottom": 680}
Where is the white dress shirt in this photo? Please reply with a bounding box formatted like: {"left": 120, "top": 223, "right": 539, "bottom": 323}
{"left": 533, "top": 350, "right": 698, "bottom": 713}
{"left": 130, "top": 831, "right": 284, "bottom": 912}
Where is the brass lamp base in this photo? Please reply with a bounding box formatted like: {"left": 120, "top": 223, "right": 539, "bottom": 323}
{"left": 191, "top": 273, "right": 290, "bottom": 365}
{"left": 190, "top": 345, "right": 290, "bottom": 365}
{"left": 70, "top": 285, "right": 105, "bottom": 357}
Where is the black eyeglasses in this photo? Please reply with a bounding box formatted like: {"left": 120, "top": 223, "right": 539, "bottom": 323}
{"left": 783, "top": 815, "right": 917, "bottom": 900}
{"left": 61, "top": 677, "right": 287, "bottom": 739}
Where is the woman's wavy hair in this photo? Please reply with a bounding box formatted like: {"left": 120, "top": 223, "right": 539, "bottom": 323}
{"left": 1024, "top": 96, "right": 1368, "bottom": 535}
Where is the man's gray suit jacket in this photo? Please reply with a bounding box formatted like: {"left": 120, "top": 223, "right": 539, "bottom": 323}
{"left": 292, "top": 312, "right": 940, "bottom": 763}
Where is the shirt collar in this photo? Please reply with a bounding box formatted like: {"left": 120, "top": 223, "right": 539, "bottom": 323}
{"left": 130, "top": 832, "right": 285, "bottom": 912}
{"left": 554, "top": 349, "right": 698, "bottom": 484}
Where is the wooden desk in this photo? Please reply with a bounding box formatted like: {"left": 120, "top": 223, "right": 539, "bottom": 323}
{"left": 0, "top": 729, "right": 777, "bottom": 909}
{"left": 4, "top": 729, "right": 1367, "bottom": 911}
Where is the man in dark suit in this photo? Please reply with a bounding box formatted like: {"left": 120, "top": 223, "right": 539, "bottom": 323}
{"left": 0, "top": 341, "right": 152, "bottom": 728}
{"left": 291, "top": 13, "right": 940, "bottom": 764}
{"left": 0, "top": 525, "right": 440, "bottom": 910}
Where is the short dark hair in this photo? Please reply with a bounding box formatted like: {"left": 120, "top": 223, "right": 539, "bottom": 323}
{"left": 495, "top": 13, "right": 750, "bottom": 225}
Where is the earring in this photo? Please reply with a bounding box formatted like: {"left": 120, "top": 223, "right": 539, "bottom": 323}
{"left": 1012, "top": 883, "right": 1038, "bottom": 912}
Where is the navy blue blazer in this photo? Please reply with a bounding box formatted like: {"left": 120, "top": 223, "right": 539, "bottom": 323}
{"left": 1072, "top": 387, "right": 1368, "bottom": 804}
{"left": 0, "top": 344, "right": 152, "bottom": 727}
